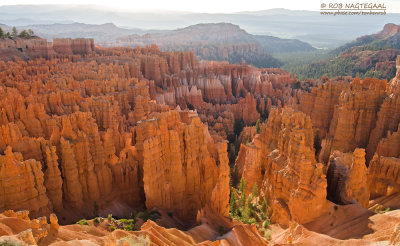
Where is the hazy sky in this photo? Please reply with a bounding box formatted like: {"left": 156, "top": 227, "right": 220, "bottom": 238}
{"left": 1, "top": 0, "right": 400, "bottom": 13}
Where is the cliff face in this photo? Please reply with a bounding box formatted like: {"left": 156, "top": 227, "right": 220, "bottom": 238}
{"left": 0, "top": 37, "right": 94, "bottom": 59}
{"left": 317, "top": 78, "right": 387, "bottom": 163}
{"left": 295, "top": 56, "right": 400, "bottom": 212}
{"left": 138, "top": 111, "right": 229, "bottom": 223}
{"left": 326, "top": 148, "right": 369, "bottom": 207}
{"left": 235, "top": 107, "right": 328, "bottom": 226}
{"left": 298, "top": 75, "right": 400, "bottom": 164}
{"left": 368, "top": 124, "right": 400, "bottom": 198}
{"left": 53, "top": 38, "right": 95, "bottom": 55}
{"left": 297, "top": 80, "right": 349, "bottom": 139}
{"left": 0, "top": 147, "right": 51, "bottom": 218}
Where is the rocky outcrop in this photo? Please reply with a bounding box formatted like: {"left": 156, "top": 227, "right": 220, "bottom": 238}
{"left": 0, "top": 37, "right": 94, "bottom": 60}
{"left": 0, "top": 37, "right": 56, "bottom": 60}
{"left": 388, "top": 55, "right": 400, "bottom": 95}
{"left": 365, "top": 95, "right": 400, "bottom": 162}
{"left": 297, "top": 80, "right": 349, "bottom": 139}
{"left": 318, "top": 78, "right": 387, "bottom": 163}
{"left": 0, "top": 210, "right": 59, "bottom": 245}
{"left": 326, "top": 148, "right": 369, "bottom": 208}
{"left": 0, "top": 147, "right": 51, "bottom": 218}
{"left": 235, "top": 108, "right": 328, "bottom": 226}
{"left": 368, "top": 124, "right": 400, "bottom": 198}
{"left": 138, "top": 111, "right": 229, "bottom": 223}
{"left": 53, "top": 38, "right": 95, "bottom": 55}
{"left": 298, "top": 72, "right": 400, "bottom": 165}
{"left": 369, "top": 155, "right": 400, "bottom": 198}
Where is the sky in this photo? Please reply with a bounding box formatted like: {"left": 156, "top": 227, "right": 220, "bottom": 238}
{"left": 1, "top": 0, "right": 400, "bottom": 13}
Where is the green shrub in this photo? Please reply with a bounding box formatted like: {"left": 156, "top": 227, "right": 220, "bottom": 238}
{"left": 110, "top": 225, "right": 116, "bottom": 231}
{"left": 93, "top": 217, "right": 100, "bottom": 224}
{"left": 125, "top": 224, "right": 135, "bottom": 231}
{"left": 252, "top": 183, "right": 258, "bottom": 197}
{"left": 229, "top": 178, "right": 271, "bottom": 240}
{"left": 255, "top": 119, "right": 261, "bottom": 134}
{"left": 262, "top": 219, "right": 270, "bottom": 228}
{"left": 119, "top": 218, "right": 135, "bottom": 231}
{"left": 107, "top": 214, "right": 113, "bottom": 221}
{"left": 76, "top": 219, "right": 89, "bottom": 225}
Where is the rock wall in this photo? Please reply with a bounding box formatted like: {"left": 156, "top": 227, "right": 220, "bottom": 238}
{"left": 296, "top": 55, "right": 400, "bottom": 210}
{"left": 326, "top": 148, "right": 369, "bottom": 208}
{"left": 0, "top": 37, "right": 94, "bottom": 60}
{"left": 318, "top": 78, "right": 387, "bottom": 163}
{"left": 235, "top": 107, "right": 328, "bottom": 226}
{"left": 138, "top": 111, "right": 229, "bottom": 223}
{"left": 368, "top": 124, "right": 400, "bottom": 198}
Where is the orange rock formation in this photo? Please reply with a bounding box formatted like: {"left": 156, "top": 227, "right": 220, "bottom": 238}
{"left": 235, "top": 107, "right": 328, "bottom": 226}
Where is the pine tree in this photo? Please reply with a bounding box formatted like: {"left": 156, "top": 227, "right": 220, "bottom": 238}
{"left": 0, "top": 27, "right": 4, "bottom": 38}
{"left": 18, "top": 30, "right": 29, "bottom": 38}
{"left": 252, "top": 183, "right": 258, "bottom": 197}
{"left": 11, "top": 27, "right": 17, "bottom": 38}
{"left": 27, "top": 29, "right": 34, "bottom": 37}
{"left": 229, "top": 143, "right": 236, "bottom": 162}
{"left": 229, "top": 188, "right": 237, "bottom": 216}
{"left": 239, "top": 191, "right": 246, "bottom": 207}
{"left": 262, "top": 199, "right": 268, "bottom": 213}
{"left": 246, "top": 194, "right": 253, "bottom": 208}
{"left": 239, "top": 177, "right": 246, "bottom": 194}
{"left": 255, "top": 119, "right": 261, "bottom": 133}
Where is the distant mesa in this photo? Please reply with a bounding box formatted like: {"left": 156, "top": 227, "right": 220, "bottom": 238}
{"left": 116, "top": 23, "right": 315, "bottom": 67}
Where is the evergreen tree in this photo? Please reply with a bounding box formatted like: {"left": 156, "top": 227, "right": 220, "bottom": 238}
{"left": 262, "top": 199, "right": 268, "bottom": 213}
{"left": 246, "top": 194, "right": 253, "bottom": 208}
{"left": 255, "top": 119, "right": 261, "bottom": 133}
{"left": 229, "top": 188, "right": 237, "bottom": 216}
{"left": 18, "top": 30, "right": 29, "bottom": 38}
{"left": 239, "top": 177, "right": 246, "bottom": 194}
{"left": 239, "top": 191, "right": 246, "bottom": 207}
{"left": 11, "top": 26, "right": 17, "bottom": 38}
{"left": 252, "top": 183, "right": 258, "bottom": 197}
{"left": 0, "top": 27, "right": 4, "bottom": 38}
{"left": 27, "top": 29, "right": 34, "bottom": 37}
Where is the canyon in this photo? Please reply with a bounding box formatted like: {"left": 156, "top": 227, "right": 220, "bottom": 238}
{"left": 0, "top": 37, "right": 399, "bottom": 245}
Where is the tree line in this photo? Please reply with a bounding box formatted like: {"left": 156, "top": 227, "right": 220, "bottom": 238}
{"left": 0, "top": 26, "right": 35, "bottom": 39}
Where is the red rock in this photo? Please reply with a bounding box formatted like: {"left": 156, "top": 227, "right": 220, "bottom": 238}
{"left": 0, "top": 146, "right": 51, "bottom": 218}
{"left": 137, "top": 110, "right": 229, "bottom": 223}
{"left": 235, "top": 107, "right": 328, "bottom": 226}
{"left": 326, "top": 148, "right": 369, "bottom": 208}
